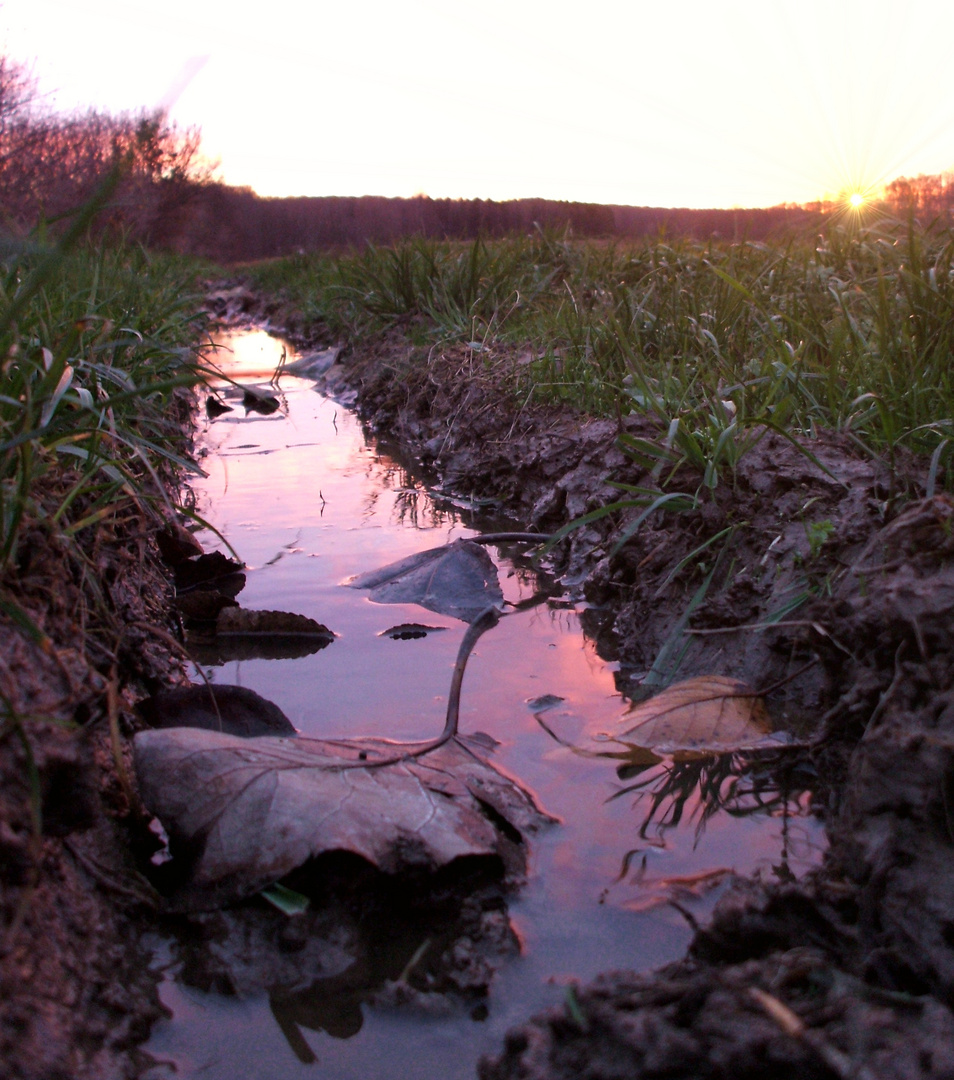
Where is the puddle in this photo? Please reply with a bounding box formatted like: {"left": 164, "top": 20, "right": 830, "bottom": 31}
{"left": 144, "top": 330, "right": 825, "bottom": 1079}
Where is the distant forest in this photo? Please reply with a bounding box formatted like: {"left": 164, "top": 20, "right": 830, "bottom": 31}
{"left": 2, "top": 55, "right": 953, "bottom": 262}
{"left": 182, "top": 187, "right": 822, "bottom": 261}
{"left": 57, "top": 172, "right": 954, "bottom": 264}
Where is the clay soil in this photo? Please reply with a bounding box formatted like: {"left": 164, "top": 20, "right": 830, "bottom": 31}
{"left": 5, "top": 303, "right": 954, "bottom": 1078}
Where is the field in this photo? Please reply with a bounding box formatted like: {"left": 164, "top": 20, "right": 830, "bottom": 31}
{"left": 249, "top": 218, "right": 954, "bottom": 488}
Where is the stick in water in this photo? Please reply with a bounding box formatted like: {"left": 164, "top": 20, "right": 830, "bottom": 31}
{"left": 337, "top": 606, "right": 501, "bottom": 769}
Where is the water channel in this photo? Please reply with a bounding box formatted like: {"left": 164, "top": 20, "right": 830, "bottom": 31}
{"left": 143, "top": 329, "right": 824, "bottom": 1079}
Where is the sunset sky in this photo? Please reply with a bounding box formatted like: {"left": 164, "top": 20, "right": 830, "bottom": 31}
{"left": 2, "top": 0, "right": 953, "bottom": 209}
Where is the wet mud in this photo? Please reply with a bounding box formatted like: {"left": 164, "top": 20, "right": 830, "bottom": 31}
{"left": 0, "top": 506, "right": 185, "bottom": 1078}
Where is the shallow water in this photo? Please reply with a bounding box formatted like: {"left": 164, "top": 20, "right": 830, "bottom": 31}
{"left": 144, "top": 330, "right": 824, "bottom": 1079}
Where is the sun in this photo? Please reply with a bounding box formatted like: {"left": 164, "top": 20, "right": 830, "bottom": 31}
{"left": 849, "top": 192, "right": 865, "bottom": 208}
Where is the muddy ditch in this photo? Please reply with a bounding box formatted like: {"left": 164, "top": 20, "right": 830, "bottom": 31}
{"left": 2, "top": 298, "right": 953, "bottom": 1079}
{"left": 304, "top": 331, "right": 954, "bottom": 1076}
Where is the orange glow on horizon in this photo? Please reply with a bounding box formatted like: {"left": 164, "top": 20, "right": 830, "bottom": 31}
{"left": 2, "top": 0, "right": 954, "bottom": 211}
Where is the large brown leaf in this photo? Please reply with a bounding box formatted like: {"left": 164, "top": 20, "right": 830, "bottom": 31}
{"left": 133, "top": 728, "right": 554, "bottom": 910}
{"left": 620, "top": 675, "right": 782, "bottom": 754}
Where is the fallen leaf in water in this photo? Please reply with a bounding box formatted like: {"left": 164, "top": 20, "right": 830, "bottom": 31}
{"left": 206, "top": 395, "right": 233, "bottom": 418}
{"left": 133, "top": 728, "right": 554, "bottom": 909}
{"left": 280, "top": 346, "right": 340, "bottom": 377}
{"left": 525, "top": 694, "right": 565, "bottom": 713}
{"left": 243, "top": 386, "right": 281, "bottom": 414}
{"left": 379, "top": 623, "right": 448, "bottom": 640}
{"left": 176, "top": 590, "right": 239, "bottom": 623}
{"left": 347, "top": 540, "right": 503, "bottom": 623}
{"left": 156, "top": 523, "right": 205, "bottom": 566}
{"left": 138, "top": 684, "right": 297, "bottom": 738}
{"left": 620, "top": 676, "right": 779, "bottom": 753}
{"left": 622, "top": 866, "right": 733, "bottom": 913}
{"left": 175, "top": 551, "right": 246, "bottom": 594}
{"left": 216, "top": 608, "right": 335, "bottom": 640}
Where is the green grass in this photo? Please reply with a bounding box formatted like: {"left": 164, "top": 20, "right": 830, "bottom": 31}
{"left": 248, "top": 218, "right": 954, "bottom": 492}
{"left": 0, "top": 226, "right": 209, "bottom": 621}
{"left": 0, "top": 199, "right": 214, "bottom": 900}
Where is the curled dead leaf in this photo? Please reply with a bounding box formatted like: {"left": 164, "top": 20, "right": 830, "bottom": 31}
{"left": 621, "top": 675, "right": 784, "bottom": 754}
{"left": 133, "top": 728, "right": 555, "bottom": 910}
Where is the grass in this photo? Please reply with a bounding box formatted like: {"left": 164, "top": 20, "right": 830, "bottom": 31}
{"left": 0, "top": 237, "right": 207, "bottom": 574}
{"left": 0, "top": 215, "right": 210, "bottom": 770}
{"left": 248, "top": 217, "right": 954, "bottom": 492}
{"left": 245, "top": 216, "right": 954, "bottom": 689}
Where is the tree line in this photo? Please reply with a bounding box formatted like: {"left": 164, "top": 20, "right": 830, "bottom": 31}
{"left": 2, "top": 54, "right": 952, "bottom": 261}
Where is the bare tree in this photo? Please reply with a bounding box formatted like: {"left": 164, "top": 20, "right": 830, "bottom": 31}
{"left": 0, "top": 54, "right": 215, "bottom": 246}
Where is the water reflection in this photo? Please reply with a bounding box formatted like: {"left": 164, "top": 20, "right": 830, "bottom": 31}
{"left": 168, "top": 856, "right": 518, "bottom": 1067}
{"left": 532, "top": 708, "right": 820, "bottom": 911}
{"left": 147, "top": 329, "right": 827, "bottom": 1080}
{"left": 613, "top": 749, "right": 816, "bottom": 839}
{"left": 610, "top": 750, "right": 818, "bottom": 888}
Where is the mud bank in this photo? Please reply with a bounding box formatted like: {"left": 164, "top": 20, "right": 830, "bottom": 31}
{"left": 305, "top": 332, "right": 954, "bottom": 1077}
{"left": 0, "top": 500, "right": 186, "bottom": 1078}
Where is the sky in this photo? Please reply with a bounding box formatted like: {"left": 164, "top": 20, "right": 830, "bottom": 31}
{"left": 2, "top": 0, "right": 953, "bottom": 209}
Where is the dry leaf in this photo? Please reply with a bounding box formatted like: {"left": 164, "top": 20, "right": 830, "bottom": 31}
{"left": 133, "top": 728, "right": 555, "bottom": 910}
{"left": 621, "top": 675, "right": 779, "bottom": 754}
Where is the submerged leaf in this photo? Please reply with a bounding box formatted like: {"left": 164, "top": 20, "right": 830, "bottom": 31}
{"left": 379, "top": 623, "right": 448, "bottom": 640}
{"left": 216, "top": 608, "right": 335, "bottom": 640}
{"left": 621, "top": 675, "right": 779, "bottom": 754}
{"left": 133, "top": 728, "right": 554, "bottom": 909}
{"left": 138, "top": 684, "right": 297, "bottom": 738}
{"left": 347, "top": 539, "right": 503, "bottom": 623}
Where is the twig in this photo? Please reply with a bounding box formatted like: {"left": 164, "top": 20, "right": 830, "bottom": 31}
{"left": 467, "top": 531, "right": 553, "bottom": 546}
{"left": 63, "top": 838, "right": 159, "bottom": 908}
{"left": 755, "top": 657, "right": 819, "bottom": 698}
{"left": 685, "top": 619, "right": 856, "bottom": 658}
{"left": 862, "top": 641, "right": 907, "bottom": 741}
{"left": 748, "top": 987, "right": 877, "bottom": 1080}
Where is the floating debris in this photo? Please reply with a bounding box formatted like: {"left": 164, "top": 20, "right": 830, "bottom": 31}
{"left": 206, "top": 395, "right": 233, "bottom": 418}
{"left": 379, "top": 623, "right": 448, "bottom": 640}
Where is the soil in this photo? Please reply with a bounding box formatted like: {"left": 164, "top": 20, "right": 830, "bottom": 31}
{"left": 4, "top": 294, "right": 954, "bottom": 1078}
{"left": 0, "top": 489, "right": 188, "bottom": 1078}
